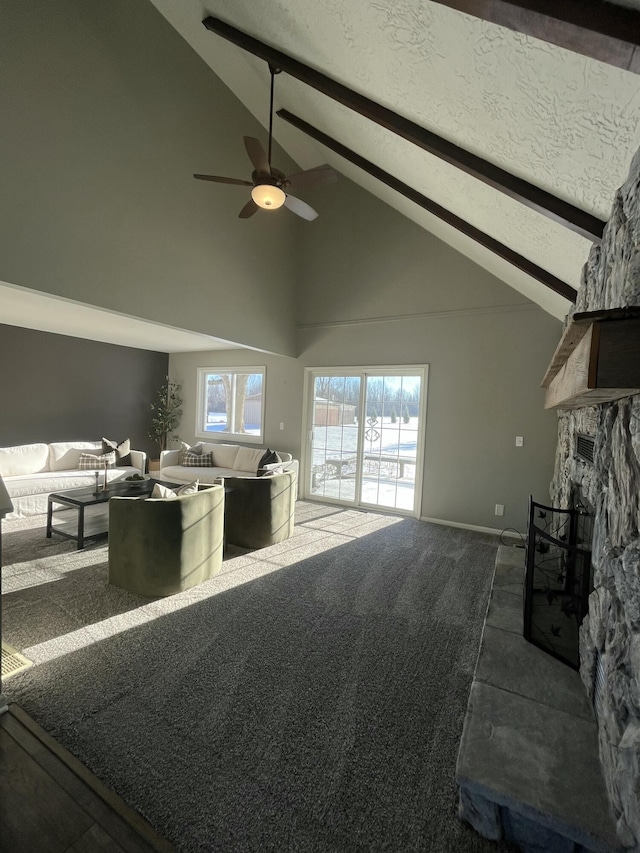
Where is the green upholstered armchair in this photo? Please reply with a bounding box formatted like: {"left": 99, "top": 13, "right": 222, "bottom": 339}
{"left": 224, "top": 470, "right": 296, "bottom": 550}
{"left": 108, "top": 484, "right": 224, "bottom": 597}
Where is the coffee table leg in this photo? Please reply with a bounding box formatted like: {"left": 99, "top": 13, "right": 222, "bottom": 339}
{"left": 77, "top": 506, "right": 84, "bottom": 550}
{"left": 46, "top": 497, "right": 53, "bottom": 538}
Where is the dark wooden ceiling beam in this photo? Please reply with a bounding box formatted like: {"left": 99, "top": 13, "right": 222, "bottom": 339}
{"left": 202, "top": 16, "right": 605, "bottom": 243}
{"left": 278, "top": 109, "right": 577, "bottom": 303}
{"left": 430, "top": 1, "right": 640, "bottom": 72}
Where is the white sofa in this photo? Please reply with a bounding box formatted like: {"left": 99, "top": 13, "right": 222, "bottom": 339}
{"left": 0, "top": 441, "right": 147, "bottom": 519}
{"left": 160, "top": 442, "right": 298, "bottom": 485}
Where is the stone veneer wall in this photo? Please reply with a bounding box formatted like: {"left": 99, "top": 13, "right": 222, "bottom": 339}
{"left": 551, "top": 148, "right": 640, "bottom": 850}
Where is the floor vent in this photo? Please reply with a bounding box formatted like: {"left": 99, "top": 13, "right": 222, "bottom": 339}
{"left": 576, "top": 433, "right": 595, "bottom": 464}
{"left": 1, "top": 643, "right": 33, "bottom": 681}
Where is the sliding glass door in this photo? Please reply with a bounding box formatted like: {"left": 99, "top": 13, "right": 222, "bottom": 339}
{"left": 360, "top": 374, "right": 422, "bottom": 512}
{"left": 308, "top": 375, "right": 362, "bottom": 505}
{"left": 305, "top": 367, "right": 427, "bottom": 516}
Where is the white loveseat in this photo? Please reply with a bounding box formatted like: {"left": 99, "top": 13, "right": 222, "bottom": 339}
{"left": 159, "top": 442, "right": 298, "bottom": 485}
{"left": 0, "top": 441, "right": 147, "bottom": 519}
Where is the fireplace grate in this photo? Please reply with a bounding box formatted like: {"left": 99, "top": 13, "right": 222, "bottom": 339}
{"left": 575, "top": 433, "right": 595, "bottom": 464}
{"left": 523, "top": 497, "right": 593, "bottom": 670}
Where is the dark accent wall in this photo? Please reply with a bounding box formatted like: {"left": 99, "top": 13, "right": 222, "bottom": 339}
{"left": 0, "top": 324, "right": 168, "bottom": 456}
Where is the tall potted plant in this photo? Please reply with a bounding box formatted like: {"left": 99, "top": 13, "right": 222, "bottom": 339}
{"left": 149, "top": 380, "right": 182, "bottom": 456}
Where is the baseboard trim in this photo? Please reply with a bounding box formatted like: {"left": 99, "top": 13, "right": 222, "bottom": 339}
{"left": 420, "top": 515, "right": 522, "bottom": 538}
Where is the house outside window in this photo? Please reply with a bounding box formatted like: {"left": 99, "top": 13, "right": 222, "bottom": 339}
{"left": 196, "top": 367, "right": 265, "bottom": 442}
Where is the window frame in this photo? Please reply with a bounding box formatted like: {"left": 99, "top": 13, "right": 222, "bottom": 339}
{"left": 195, "top": 366, "right": 266, "bottom": 444}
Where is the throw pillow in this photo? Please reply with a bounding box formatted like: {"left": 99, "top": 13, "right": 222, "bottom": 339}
{"left": 178, "top": 441, "right": 203, "bottom": 463}
{"left": 261, "top": 465, "right": 284, "bottom": 477}
{"left": 182, "top": 451, "right": 213, "bottom": 467}
{"left": 151, "top": 482, "right": 178, "bottom": 499}
{"left": 77, "top": 451, "right": 116, "bottom": 470}
{"left": 151, "top": 480, "right": 199, "bottom": 499}
{"left": 102, "top": 437, "right": 131, "bottom": 465}
{"left": 176, "top": 480, "right": 199, "bottom": 495}
{"left": 257, "top": 448, "right": 281, "bottom": 475}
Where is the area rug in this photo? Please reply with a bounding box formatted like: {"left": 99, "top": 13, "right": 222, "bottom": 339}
{"left": 2, "top": 503, "right": 513, "bottom": 852}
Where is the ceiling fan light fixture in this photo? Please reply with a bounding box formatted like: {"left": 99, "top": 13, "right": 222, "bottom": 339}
{"left": 251, "top": 183, "right": 286, "bottom": 210}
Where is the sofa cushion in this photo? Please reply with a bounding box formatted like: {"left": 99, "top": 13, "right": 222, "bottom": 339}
{"left": 202, "top": 443, "right": 240, "bottom": 469}
{"left": 49, "top": 441, "right": 102, "bottom": 471}
{"left": 5, "top": 468, "right": 137, "bottom": 499}
{"left": 0, "top": 443, "right": 49, "bottom": 477}
{"left": 4, "top": 467, "right": 139, "bottom": 520}
{"left": 102, "top": 437, "right": 131, "bottom": 465}
{"left": 235, "top": 446, "right": 268, "bottom": 473}
{"left": 160, "top": 465, "right": 250, "bottom": 485}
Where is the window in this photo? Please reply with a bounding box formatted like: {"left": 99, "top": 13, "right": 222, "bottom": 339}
{"left": 196, "top": 367, "right": 265, "bottom": 442}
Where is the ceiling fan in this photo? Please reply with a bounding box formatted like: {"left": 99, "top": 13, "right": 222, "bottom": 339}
{"left": 194, "top": 65, "right": 337, "bottom": 220}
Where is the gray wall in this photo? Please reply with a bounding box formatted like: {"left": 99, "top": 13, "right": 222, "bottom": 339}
{"left": 1, "top": 0, "right": 300, "bottom": 357}
{"left": 298, "top": 178, "right": 533, "bottom": 324}
{"left": 171, "top": 178, "right": 563, "bottom": 533}
{"left": 2, "top": 0, "right": 563, "bottom": 532}
{"left": 296, "top": 178, "right": 562, "bottom": 531}
{"left": 169, "top": 349, "right": 303, "bottom": 463}
{"left": 297, "top": 307, "right": 560, "bottom": 531}
{"left": 0, "top": 324, "right": 168, "bottom": 456}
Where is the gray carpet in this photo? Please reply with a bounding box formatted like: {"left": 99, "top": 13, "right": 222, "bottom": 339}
{"left": 2, "top": 502, "right": 514, "bottom": 852}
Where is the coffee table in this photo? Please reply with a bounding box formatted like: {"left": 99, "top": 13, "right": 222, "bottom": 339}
{"left": 46, "top": 479, "right": 177, "bottom": 549}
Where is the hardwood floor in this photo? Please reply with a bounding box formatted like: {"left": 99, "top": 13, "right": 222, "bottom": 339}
{"left": 0, "top": 704, "right": 174, "bottom": 853}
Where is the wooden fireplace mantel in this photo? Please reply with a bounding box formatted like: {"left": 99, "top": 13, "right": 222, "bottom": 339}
{"left": 542, "top": 307, "right": 640, "bottom": 410}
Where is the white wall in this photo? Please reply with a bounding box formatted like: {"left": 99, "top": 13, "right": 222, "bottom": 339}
{"left": 1, "top": 0, "right": 301, "bottom": 356}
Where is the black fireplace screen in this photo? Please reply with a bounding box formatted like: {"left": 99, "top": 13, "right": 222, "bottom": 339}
{"left": 523, "top": 496, "right": 593, "bottom": 670}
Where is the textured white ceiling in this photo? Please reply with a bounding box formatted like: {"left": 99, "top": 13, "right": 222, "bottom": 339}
{"left": 150, "top": 0, "right": 640, "bottom": 320}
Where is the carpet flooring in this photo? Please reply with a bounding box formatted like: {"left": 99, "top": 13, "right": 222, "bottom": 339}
{"left": 2, "top": 502, "right": 515, "bottom": 852}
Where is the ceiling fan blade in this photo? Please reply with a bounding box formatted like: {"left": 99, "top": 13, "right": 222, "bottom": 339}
{"left": 193, "top": 174, "right": 252, "bottom": 186}
{"left": 239, "top": 199, "right": 259, "bottom": 219}
{"left": 244, "top": 137, "right": 271, "bottom": 176}
{"left": 284, "top": 194, "right": 318, "bottom": 221}
{"left": 285, "top": 166, "right": 338, "bottom": 192}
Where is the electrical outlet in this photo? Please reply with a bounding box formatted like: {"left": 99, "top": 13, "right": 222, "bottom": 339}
{"left": 495, "top": 504, "right": 505, "bottom": 517}
{"left": 515, "top": 436, "right": 524, "bottom": 447}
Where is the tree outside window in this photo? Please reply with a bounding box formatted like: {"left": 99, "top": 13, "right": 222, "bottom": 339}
{"left": 197, "top": 367, "right": 265, "bottom": 442}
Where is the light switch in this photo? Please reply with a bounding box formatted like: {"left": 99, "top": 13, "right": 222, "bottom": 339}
{"left": 515, "top": 436, "right": 524, "bottom": 447}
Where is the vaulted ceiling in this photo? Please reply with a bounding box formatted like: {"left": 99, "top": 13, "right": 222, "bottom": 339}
{"left": 150, "top": 0, "right": 640, "bottom": 321}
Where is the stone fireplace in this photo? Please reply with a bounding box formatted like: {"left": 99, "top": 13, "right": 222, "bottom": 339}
{"left": 551, "top": 148, "right": 640, "bottom": 849}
